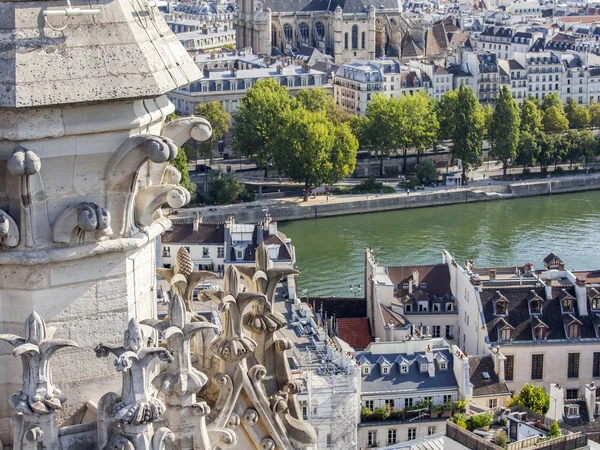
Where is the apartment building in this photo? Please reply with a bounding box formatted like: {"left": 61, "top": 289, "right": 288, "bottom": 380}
{"left": 333, "top": 61, "right": 384, "bottom": 116}
{"left": 517, "top": 51, "right": 563, "bottom": 101}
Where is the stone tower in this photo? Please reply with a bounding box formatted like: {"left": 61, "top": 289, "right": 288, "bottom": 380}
{"left": 0, "top": 0, "right": 208, "bottom": 443}
{"left": 235, "top": 0, "right": 272, "bottom": 55}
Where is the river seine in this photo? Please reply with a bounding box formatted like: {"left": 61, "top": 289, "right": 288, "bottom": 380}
{"left": 279, "top": 191, "right": 600, "bottom": 297}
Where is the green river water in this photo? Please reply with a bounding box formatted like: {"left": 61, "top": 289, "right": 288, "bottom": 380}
{"left": 279, "top": 191, "right": 600, "bottom": 297}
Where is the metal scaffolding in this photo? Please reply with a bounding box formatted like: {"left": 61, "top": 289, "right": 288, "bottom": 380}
{"left": 300, "top": 338, "right": 361, "bottom": 450}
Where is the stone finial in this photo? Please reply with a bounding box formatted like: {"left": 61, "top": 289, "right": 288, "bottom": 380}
{"left": 0, "top": 210, "right": 19, "bottom": 248}
{"left": 0, "top": 312, "right": 78, "bottom": 450}
{"left": 0, "top": 312, "right": 78, "bottom": 415}
{"left": 94, "top": 319, "right": 174, "bottom": 450}
{"left": 157, "top": 247, "right": 217, "bottom": 311}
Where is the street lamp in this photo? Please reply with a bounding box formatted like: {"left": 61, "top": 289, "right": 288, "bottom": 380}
{"left": 349, "top": 284, "right": 362, "bottom": 298}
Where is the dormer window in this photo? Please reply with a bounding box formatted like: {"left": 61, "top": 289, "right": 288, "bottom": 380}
{"left": 400, "top": 364, "right": 409, "bottom": 374}
{"left": 446, "top": 303, "right": 453, "bottom": 312}
{"left": 439, "top": 361, "right": 447, "bottom": 370}
{"left": 593, "top": 296, "right": 600, "bottom": 311}
{"left": 530, "top": 299, "right": 542, "bottom": 314}
{"left": 494, "top": 292, "right": 508, "bottom": 315}
{"left": 562, "top": 298, "right": 574, "bottom": 313}
{"left": 403, "top": 283, "right": 410, "bottom": 289}
{"left": 405, "top": 304, "right": 412, "bottom": 312}
{"left": 433, "top": 303, "right": 440, "bottom": 312}
{"left": 420, "top": 283, "right": 427, "bottom": 289}
{"left": 363, "top": 366, "right": 371, "bottom": 374}
{"left": 501, "top": 327, "right": 512, "bottom": 341}
{"left": 568, "top": 322, "right": 581, "bottom": 339}
{"left": 420, "top": 364, "right": 428, "bottom": 372}
{"left": 382, "top": 366, "right": 389, "bottom": 374}
{"left": 565, "top": 404, "right": 580, "bottom": 418}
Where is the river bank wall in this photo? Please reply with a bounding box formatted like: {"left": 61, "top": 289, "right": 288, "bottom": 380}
{"left": 177, "top": 174, "right": 600, "bottom": 223}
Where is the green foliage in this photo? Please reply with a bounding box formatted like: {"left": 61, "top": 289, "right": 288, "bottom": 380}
{"left": 372, "top": 406, "right": 390, "bottom": 421}
{"left": 170, "top": 149, "right": 196, "bottom": 199}
{"left": 565, "top": 98, "right": 590, "bottom": 129}
{"left": 543, "top": 105, "right": 569, "bottom": 134}
{"left": 520, "top": 98, "right": 544, "bottom": 135}
{"left": 516, "top": 131, "right": 540, "bottom": 172}
{"left": 549, "top": 420, "right": 561, "bottom": 438}
{"left": 415, "top": 160, "right": 439, "bottom": 184}
{"left": 209, "top": 173, "right": 245, "bottom": 204}
{"left": 451, "top": 413, "right": 468, "bottom": 429}
{"left": 468, "top": 413, "right": 493, "bottom": 431}
{"left": 361, "top": 406, "right": 373, "bottom": 417}
{"left": 222, "top": 43, "right": 235, "bottom": 51}
{"left": 579, "top": 129, "right": 597, "bottom": 168}
{"left": 438, "top": 90, "right": 459, "bottom": 140}
{"left": 296, "top": 88, "right": 335, "bottom": 114}
{"left": 451, "top": 84, "right": 485, "bottom": 179}
{"left": 453, "top": 400, "right": 469, "bottom": 413}
{"left": 489, "top": 86, "right": 520, "bottom": 177}
{"left": 233, "top": 78, "right": 294, "bottom": 168}
{"left": 507, "top": 383, "right": 550, "bottom": 414}
{"left": 541, "top": 93, "right": 563, "bottom": 111}
{"left": 352, "top": 176, "right": 395, "bottom": 194}
{"left": 482, "top": 104, "right": 494, "bottom": 138}
{"left": 401, "top": 91, "right": 440, "bottom": 168}
{"left": 494, "top": 430, "right": 510, "bottom": 449}
{"left": 272, "top": 109, "right": 358, "bottom": 201}
{"left": 588, "top": 100, "right": 600, "bottom": 129}
{"left": 196, "top": 101, "right": 231, "bottom": 163}
{"left": 166, "top": 112, "right": 178, "bottom": 123}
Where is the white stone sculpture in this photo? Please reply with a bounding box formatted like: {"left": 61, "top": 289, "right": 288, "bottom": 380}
{"left": 0, "top": 312, "right": 78, "bottom": 450}
{"left": 52, "top": 202, "right": 112, "bottom": 243}
{"left": 94, "top": 319, "right": 175, "bottom": 450}
{"left": 0, "top": 210, "right": 19, "bottom": 248}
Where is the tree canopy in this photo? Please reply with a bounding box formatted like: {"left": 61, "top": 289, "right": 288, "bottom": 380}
{"left": 543, "top": 105, "right": 569, "bottom": 134}
{"left": 450, "top": 84, "right": 484, "bottom": 179}
{"left": 564, "top": 98, "right": 590, "bottom": 130}
{"left": 195, "top": 101, "right": 230, "bottom": 162}
{"left": 489, "top": 86, "right": 520, "bottom": 177}
{"left": 232, "top": 79, "right": 294, "bottom": 173}
{"left": 507, "top": 383, "right": 550, "bottom": 414}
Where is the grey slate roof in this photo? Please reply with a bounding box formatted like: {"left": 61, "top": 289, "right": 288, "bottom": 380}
{"left": 357, "top": 349, "right": 458, "bottom": 393}
{"left": 468, "top": 356, "right": 510, "bottom": 397}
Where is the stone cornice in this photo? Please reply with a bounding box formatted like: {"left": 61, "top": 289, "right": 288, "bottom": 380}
{"left": 0, "top": 218, "right": 170, "bottom": 266}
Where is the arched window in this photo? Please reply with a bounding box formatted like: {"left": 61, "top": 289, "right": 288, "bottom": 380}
{"left": 272, "top": 25, "right": 278, "bottom": 48}
{"left": 361, "top": 31, "right": 366, "bottom": 49}
{"left": 299, "top": 22, "right": 309, "bottom": 41}
{"left": 283, "top": 23, "right": 293, "bottom": 43}
{"left": 315, "top": 21, "right": 325, "bottom": 39}
{"left": 352, "top": 25, "right": 358, "bottom": 49}
{"left": 344, "top": 32, "right": 348, "bottom": 49}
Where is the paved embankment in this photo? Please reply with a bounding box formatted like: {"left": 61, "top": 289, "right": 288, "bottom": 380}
{"left": 172, "top": 174, "right": 600, "bottom": 223}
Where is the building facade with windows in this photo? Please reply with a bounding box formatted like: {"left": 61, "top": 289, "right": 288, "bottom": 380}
{"left": 159, "top": 214, "right": 296, "bottom": 276}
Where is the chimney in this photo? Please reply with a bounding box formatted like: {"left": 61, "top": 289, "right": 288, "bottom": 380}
{"left": 193, "top": 213, "right": 201, "bottom": 232}
{"left": 203, "top": 66, "right": 210, "bottom": 78}
{"left": 575, "top": 277, "right": 588, "bottom": 317}
{"left": 230, "top": 67, "right": 237, "bottom": 77}
{"left": 412, "top": 269, "right": 420, "bottom": 287}
{"left": 276, "top": 64, "right": 283, "bottom": 74}
{"left": 408, "top": 279, "right": 413, "bottom": 294}
{"left": 202, "top": 24, "right": 208, "bottom": 34}
{"left": 547, "top": 384, "right": 565, "bottom": 422}
{"left": 426, "top": 346, "right": 435, "bottom": 377}
{"left": 586, "top": 382, "right": 597, "bottom": 421}
{"left": 489, "top": 269, "right": 496, "bottom": 280}
{"left": 545, "top": 278, "right": 553, "bottom": 300}
{"left": 268, "top": 219, "right": 277, "bottom": 236}
{"left": 210, "top": 52, "right": 216, "bottom": 60}
{"left": 388, "top": 321, "right": 395, "bottom": 342}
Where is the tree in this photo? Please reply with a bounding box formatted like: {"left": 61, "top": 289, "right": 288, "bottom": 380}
{"left": 195, "top": 101, "right": 230, "bottom": 163}
{"left": 549, "top": 421, "right": 561, "bottom": 439}
{"left": 564, "top": 129, "right": 583, "bottom": 169}
{"left": 415, "top": 160, "right": 439, "bottom": 185}
{"left": 508, "top": 383, "right": 550, "bottom": 414}
{"left": 541, "top": 92, "right": 562, "bottom": 111}
{"left": 588, "top": 99, "right": 600, "bottom": 129}
{"left": 482, "top": 104, "right": 494, "bottom": 139}
{"left": 406, "top": 91, "right": 440, "bottom": 167}
{"left": 363, "top": 94, "right": 405, "bottom": 176}
{"left": 543, "top": 105, "right": 569, "bottom": 134}
{"left": 438, "top": 90, "right": 459, "bottom": 141}
{"left": 273, "top": 109, "right": 357, "bottom": 201}
{"left": 564, "top": 98, "right": 590, "bottom": 130}
{"left": 450, "top": 85, "right": 485, "bottom": 180}
{"left": 538, "top": 133, "right": 556, "bottom": 174}
{"left": 489, "top": 86, "right": 521, "bottom": 178}
{"left": 210, "top": 173, "right": 245, "bottom": 204}
{"left": 580, "top": 129, "right": 597, "bottom": 170}
{"left": 515, "top": 131, "right": 540, "bottom": 173}
{"left": 520, "top": 98, "right": 543, "bottom": 135}
{"left": 297, "top": 88, "right": 335, "bottom": 113}
{"left": 233, "top": 78, "right": 294, "bottom": 176}
{"left": 170, "top": 148, "right": 196, "bottom": 200}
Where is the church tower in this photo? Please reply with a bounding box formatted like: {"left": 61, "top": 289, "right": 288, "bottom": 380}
{"left": 235, "top": 0, "right": 272, "bottom": 55}
{"left": 0, "top": 0, "right": 207, "bottom": 442}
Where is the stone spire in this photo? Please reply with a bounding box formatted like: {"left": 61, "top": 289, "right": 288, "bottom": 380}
{"left": 0, "top": 0, "right": 210, "bottom": 444}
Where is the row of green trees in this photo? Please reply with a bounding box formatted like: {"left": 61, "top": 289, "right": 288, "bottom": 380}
{"left": 233, "top": 79, "right": 358, "bottom": 201}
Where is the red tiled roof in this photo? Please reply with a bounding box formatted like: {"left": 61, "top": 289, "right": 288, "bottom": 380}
{"left": 162, "top": 223, "right": 225, "bottom": 244}
{"left": 337, "top": 317, "right": 373, "bottom": 350}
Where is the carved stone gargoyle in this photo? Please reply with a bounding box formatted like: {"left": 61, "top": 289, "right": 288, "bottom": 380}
{"left": 0, "top": 312, "right": 78, "bottom": 450}
{"left": 94, "top": 319, "right": 175, "bottom": 450}
{"left": 142, "top": 295, "right": 235, "bottom": 450}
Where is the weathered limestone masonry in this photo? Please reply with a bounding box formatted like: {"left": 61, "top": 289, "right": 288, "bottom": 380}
{"left": 0, "top": 0, "right": 209, "bottom": 444}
